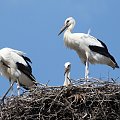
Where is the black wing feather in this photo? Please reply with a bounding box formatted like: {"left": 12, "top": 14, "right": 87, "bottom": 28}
{"left": 89, "top": 42, "right": 119, "bottom": 68}
{"left": 16, "top": 62, "right": 36, "bottom": 82}
{"left": 97, "top": 39, "right": 108, "bottom": 51}
{"left": 89, "top": 39, "right": 114, "bottom": 61}
{"left": 89, "top": 46, "right": 110, "bottom": 58}
{"left": 21, "top": 55, "right": 32, "bottom": 63}
{"left": 21, "top": 55, "right": 32, "bottom": 73}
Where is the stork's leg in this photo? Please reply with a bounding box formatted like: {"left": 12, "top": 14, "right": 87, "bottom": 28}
{"left": 16, "top": 79, "right": 20, "bottom": 96}
{"left": 85, "top": 60, "right": 89, "bottom": 80}
{"left": 9, "top": 79, "right": 14, "bottom": 95}
{"left": 1, "top": 82, "right": 15, "bottom": 102}
{"left": 8, "top": 69, "right": 14, "bottom": 95}
{"left": 85, "top": 53, "right": 89, "bottom": 83}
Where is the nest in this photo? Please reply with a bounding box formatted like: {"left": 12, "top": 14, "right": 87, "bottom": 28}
{"left": 0, "top": 79, "right": 120, "bottom": 120}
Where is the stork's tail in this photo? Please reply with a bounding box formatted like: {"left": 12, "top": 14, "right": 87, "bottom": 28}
{"left": 108, "top": 60, "right": 119, "bottom": 69}
{"left": 114, "top": 63, "right": 119, "bottom": 69}
{"left": 108, "top": 54, "right": 119, "bottom": 69}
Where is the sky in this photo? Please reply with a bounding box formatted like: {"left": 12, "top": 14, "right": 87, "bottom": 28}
{"left": 0, "top": 0, "right": 120, "bottom": 96}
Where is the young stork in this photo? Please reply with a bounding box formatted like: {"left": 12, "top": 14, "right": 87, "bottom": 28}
{"left": 64, "top": 62, "right": 72, "bottom": 87}
{"left": 0, "top": 47, "right": 37, "bottom": 97}
{"left": 58, "top": 17, "right": 119, "bottom": 82}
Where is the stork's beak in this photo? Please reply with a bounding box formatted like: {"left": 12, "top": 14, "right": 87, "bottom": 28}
{"left": 64, "top": 67, "right": 69, "bottom": 76}
{"left": 58, "top": 24, "right": 69, "bottom": 36}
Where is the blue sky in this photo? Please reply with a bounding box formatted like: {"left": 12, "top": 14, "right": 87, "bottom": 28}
{"left": 0, "top": 0, "right": 120, "bottom": 96}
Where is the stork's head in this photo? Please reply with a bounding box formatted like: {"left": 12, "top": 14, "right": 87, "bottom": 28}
{"left": 58, "top": 17, "right": 76, "bottom": 35}
{"left": 64, "top": 62, "right": 71, "bottom": 76}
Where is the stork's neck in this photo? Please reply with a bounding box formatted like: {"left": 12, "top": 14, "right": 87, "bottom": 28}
{"left": 64, "top": 29, "right": 72, "bottom": 39}
{"left": 64, "top": 29, "right": 77, "bottom": 50}
{"left": 64, "top": 72, "right": 71, "bottom": 86}
{"left": 66, "top": 28, "right": 72, "bottom": 33}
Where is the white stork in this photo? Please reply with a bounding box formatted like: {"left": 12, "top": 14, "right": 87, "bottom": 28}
{"left": 0, "top": 47, "right": 37, "bottom": 97}
{"left": 58, "top": 17, "right": 119, "bottom": 82}
{"left": 64, "top": 62, "right": 72, "bottom": 87}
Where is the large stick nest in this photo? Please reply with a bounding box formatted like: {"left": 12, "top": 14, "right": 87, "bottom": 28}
{"left": 0, "top": 79, "right": 120, "bottom": 120}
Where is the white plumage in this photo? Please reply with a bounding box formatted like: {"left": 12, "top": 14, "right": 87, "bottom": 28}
{"left": 0, "top": 47, "right": 37, "bottom": 96}
{"left": 58, "top": 17, "right": 119, "bottom": 81}
{"left": 64, "top": 62, "right": 72, "bottom": 87}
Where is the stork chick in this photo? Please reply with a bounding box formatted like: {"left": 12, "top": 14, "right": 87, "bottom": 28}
{"left": 64, "top": 62, "right": 72, "bottom": 87}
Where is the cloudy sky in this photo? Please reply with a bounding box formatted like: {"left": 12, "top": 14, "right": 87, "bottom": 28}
{"left": 0, "top": 0, "right": 120, "bottom": 96}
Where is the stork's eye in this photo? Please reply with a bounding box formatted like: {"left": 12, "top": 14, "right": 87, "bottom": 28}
{"left": 66, "top": 20, "right": 70, "bottom": 23}
{"left": 68, "top": 65, "right": 70, "bottom": 67}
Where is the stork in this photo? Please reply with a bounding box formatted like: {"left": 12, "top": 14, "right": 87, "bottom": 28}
{"left": 64, "top": 62, "right": 72, "bottom": 87}
{"left": 0, "top": 47, "right": 37, "bottom": 98}
{"left": 58, "top": 17, "right": 119, "bottom": 82}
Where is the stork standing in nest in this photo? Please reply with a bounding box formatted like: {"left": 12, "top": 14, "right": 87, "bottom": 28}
{"left": 0, "top": 48, "right": 37, "bottom": 98}
{"left": 58, "top": 17, "right": 119, "bottom": 82}
{"left": 64, "top": 62, "right": 72, "bottom": 87}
